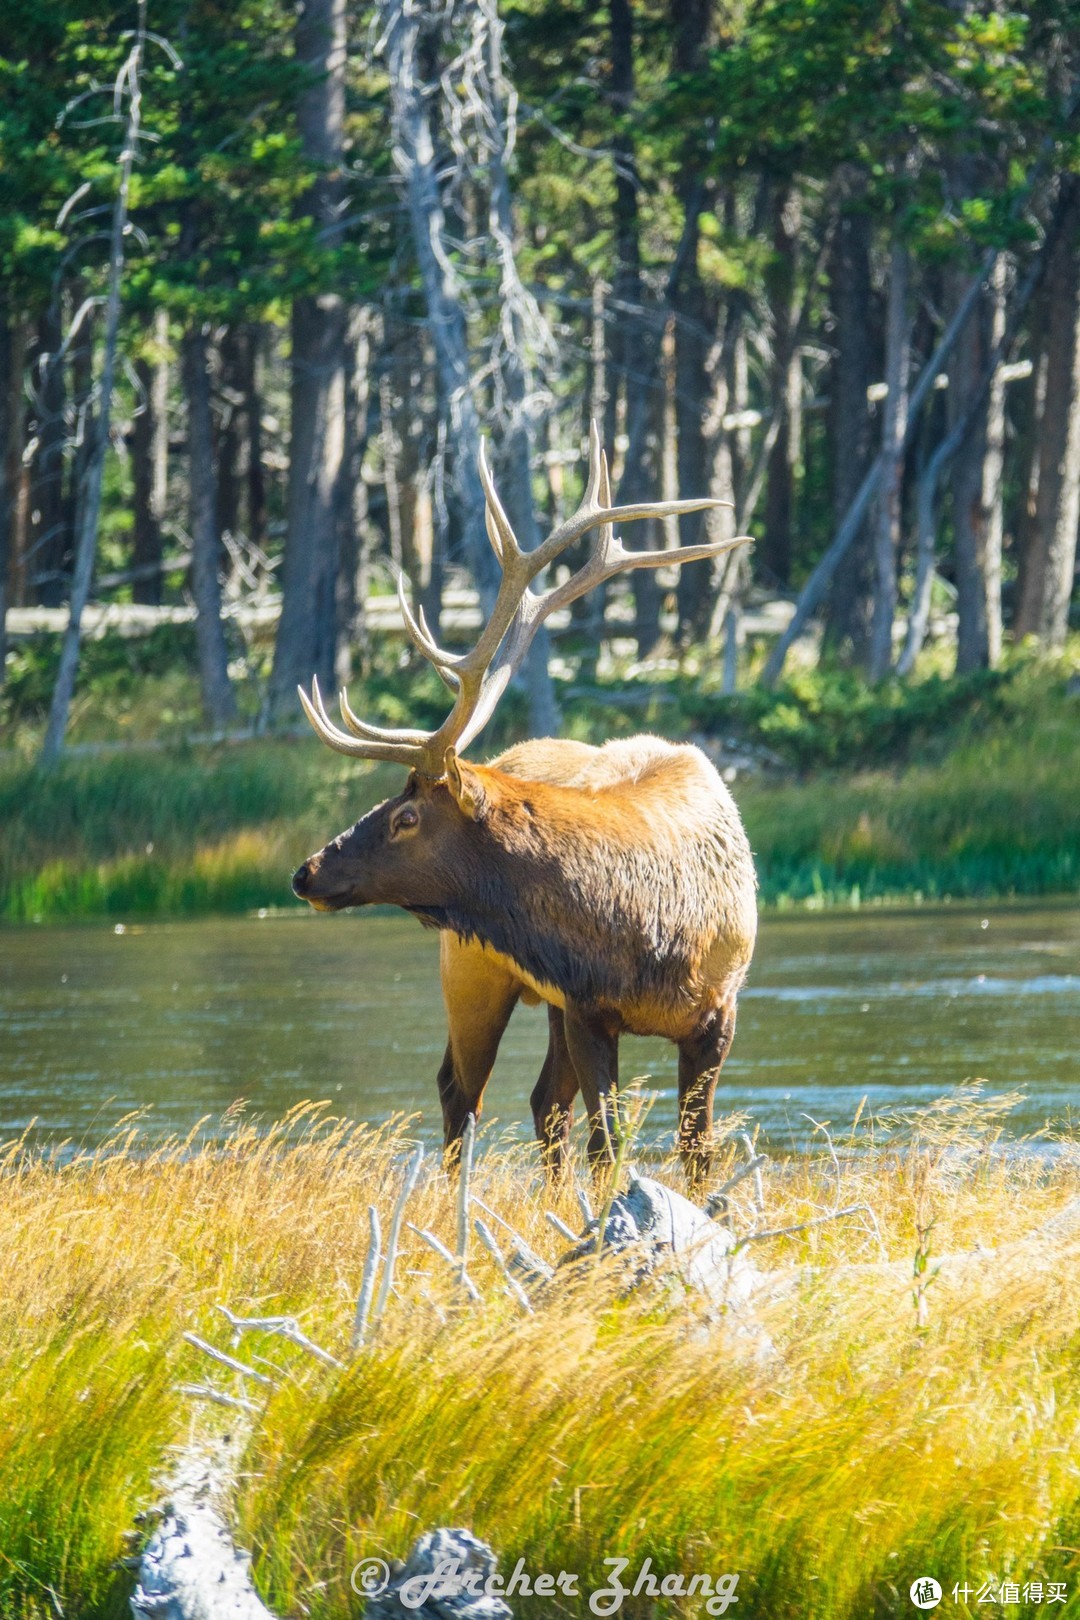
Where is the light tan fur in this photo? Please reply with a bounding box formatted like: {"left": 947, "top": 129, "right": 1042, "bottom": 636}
{"left": 446, "top": 734, "right": 757, "bottom": 1040}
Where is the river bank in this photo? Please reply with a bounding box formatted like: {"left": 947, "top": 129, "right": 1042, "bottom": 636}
{"left": 2, "top": 658, "right": 1078, "bottom": 921}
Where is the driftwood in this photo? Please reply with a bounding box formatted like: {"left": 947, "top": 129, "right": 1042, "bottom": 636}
{"left": 561, "top": 1170, "right": 762, "bottom": 1310}
{"left": 132, "top": 1449, "right": 512, "bottom": 1620}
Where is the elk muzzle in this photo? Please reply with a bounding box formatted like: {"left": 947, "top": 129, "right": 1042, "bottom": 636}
{"left": 291, "top": 852, "right": 345, "bottom": 912}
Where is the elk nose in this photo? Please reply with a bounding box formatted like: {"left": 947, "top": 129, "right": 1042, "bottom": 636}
{"left": 292, "top": 863, "right": 311, "bottom": 896}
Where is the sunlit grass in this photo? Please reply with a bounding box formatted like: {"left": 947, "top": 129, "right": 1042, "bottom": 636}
{"left": 2, "top": 1095, "right": 1080, "bottom": 1619}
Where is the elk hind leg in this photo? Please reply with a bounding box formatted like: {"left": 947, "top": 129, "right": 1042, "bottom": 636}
{"left": 677, "top": 1002, "right": 737, "bottom": 1187}
{"left": 530, "top": 1004, "right": 579, "bottom": 1180}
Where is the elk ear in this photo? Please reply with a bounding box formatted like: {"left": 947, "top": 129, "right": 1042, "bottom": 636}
{"left": 444, "top": 748, "right": 487, "bottom": 820}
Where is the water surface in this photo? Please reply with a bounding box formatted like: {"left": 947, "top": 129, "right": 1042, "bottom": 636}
{"left": 0, "top": 904, "right": 1077, "bottom": 1150}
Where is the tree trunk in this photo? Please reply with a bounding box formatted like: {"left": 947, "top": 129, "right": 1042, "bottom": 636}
{"left": 40, "top": 12, "right": 145, "bottom": 765}
{"left": 1016, "top": 175, "right": 1080, "bottom": 648}
{"left": 4, "top": 322, "right": 29, "bottom": 610}
{"left": 217, "top": 325, "right": 243, "bottom": 545}
{"left": 763, "top": 239, "right": 1002, "bottom": 687}
{"left": 132, "top": 311, "right": 168, "bottom": 606}
{"left": 761, "top": 186, "right": 800, "bottom": 587}
{"left": 979, "top": 256, "right": 1007, "bottom": 666}
{"left": 822, "top": 201, "right": 875, "bottom": 664}
{"left": 380, "top": 0, "right": 500, "bottom": 619}
{"left": 29, "top": 301, "right": 68, "bottom": 607}
{"left": 242, "top": 326, "right": 266, "bottom": 550}
{"left": 671, "top": 0, "right": 714, "bottom": 643}
{"left": 183, "top": 327, "right": 237, "bottom": 728}
{"left": 481, "top": 0, "right": 559, "bottom": 736}
{"left": 269, "top": 0, "right": 348, "bottom": 717}
{"left": 608, "top": 0, "right": 663, "bottom": 653}
{"left": 948, "top": 264, "right": 994, "bottom": 673}
{"left": 868, "top": 240, "right": 909, "bottom": 680}
{"left": 336, "top": 305, "right": 373, "bottom": 684}
{"left": 0, "top": 311, "right": 11, "bottom": 683}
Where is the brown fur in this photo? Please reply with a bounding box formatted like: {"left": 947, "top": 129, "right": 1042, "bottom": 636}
{"left": 293, "top": 734, "right": 757, "bottom": 1177}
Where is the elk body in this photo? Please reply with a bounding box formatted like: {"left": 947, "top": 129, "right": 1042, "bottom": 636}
{"left": 292, "top": 425, "right": 757, "bottom": 1178}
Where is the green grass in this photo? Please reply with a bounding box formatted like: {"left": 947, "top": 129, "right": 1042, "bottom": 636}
{"left": 3, "top": 1099, "right": 1078, "bottom": 1620}
{"left": 1, "top": 640, "right": 1078, "bottom": 920}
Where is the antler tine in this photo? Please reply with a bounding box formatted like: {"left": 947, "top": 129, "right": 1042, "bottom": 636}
{"left": 300, "top": 419, "right": 755, "bottom": 775}
{"left": 338, "top": 688, "right": 433, "bottom": 747}
{"left": 396, "top": 574, "right": 462, "bottom": 686}
{"left": 478, "top": 437, "right": 522, "bottom": 565}
{"left": 584, "top": 418, "right": 604, "bottom": 508}
{"left": 297, "top": 678, "right": 431, "bottom": 766}
{"left": 536, "top": 529, "right": 753, "bottom": 629}
{"left": 595, "top": 444, "right": 615, "bottom": 559}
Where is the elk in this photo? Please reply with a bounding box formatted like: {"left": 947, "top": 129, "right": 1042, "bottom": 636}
{"left": 292, "top": 424, "right": 757, "bottom": 1180}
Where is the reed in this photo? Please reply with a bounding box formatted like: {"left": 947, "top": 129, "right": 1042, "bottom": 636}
{"left": 1, "top": 1094, "right": 1078, "bottom": 1619}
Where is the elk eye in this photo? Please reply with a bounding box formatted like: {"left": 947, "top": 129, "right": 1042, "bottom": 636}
{"left": 392, "top": 805, "right": 419, "bottom": 836}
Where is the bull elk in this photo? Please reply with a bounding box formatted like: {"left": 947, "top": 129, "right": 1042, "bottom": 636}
{"left": 292, "top": 423, "right": 757, "bottom": 1180}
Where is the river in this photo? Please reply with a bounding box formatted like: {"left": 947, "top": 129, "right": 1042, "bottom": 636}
{"left": 0, "top": 903, "right": 1077, "bottom": 1151}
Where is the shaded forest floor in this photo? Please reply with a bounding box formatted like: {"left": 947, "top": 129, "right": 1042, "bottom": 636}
{"left": 1, "top": 631, "right": 1078, "bottom": 921}
{"left": 2, "top": 1096, "right": 1080, "bottom": 1620}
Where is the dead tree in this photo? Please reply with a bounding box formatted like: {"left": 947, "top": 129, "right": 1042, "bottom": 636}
{"left": 380, "top": 0, "right": 558, "bottom": 733}
{"left": 41, "top": 3, "right": 151, "bottom": 765}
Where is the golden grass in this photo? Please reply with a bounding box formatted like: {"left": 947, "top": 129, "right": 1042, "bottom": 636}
{"left": 2, "top": 1095, "right": 1080, "bottom": 1619}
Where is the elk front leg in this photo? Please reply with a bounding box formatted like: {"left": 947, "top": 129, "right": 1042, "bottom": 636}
{"left": 437, "top": 934, "right": 520, "bottom": 1163}
{"left": 530, "top": 1004, "right": 579, "bottom": 1180}
{"left": 677, "top": 1002, "right": 737, "bottom": 1186}
{"left": 562, "top": 1002, "right": 621, "bottom": 1171}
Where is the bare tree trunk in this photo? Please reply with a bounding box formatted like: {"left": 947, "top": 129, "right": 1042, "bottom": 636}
{"left": 380, "top": 0, "right": 500, "bottom": 615}
{"left": 183, "top": 327, "right": 236, "bottom": 728}
{"left": 980, "top": 256, "right": 1007, "bottom": 666}
{"left": 822, "top": 199, "right": 874, "bottom": 664}
{"left": 269, "top": 0, "right": 348, "bottom": 717}
{"left": 868, "top": 240, "right": 909, "bottom": 680}
{"left": 1016, "top": 175, "right": 1080, "bottom": 647}
{"left": 40, "top": 11, "right": 145, "bottom": 766}
{"left": 242, "top": 325, "right": 266, "bottom": 550}
{"left": 132, "top": 312, "right": 167, "bottom": 606}
{"left": 898, "top": 426, "right": 958, "bottom": 676}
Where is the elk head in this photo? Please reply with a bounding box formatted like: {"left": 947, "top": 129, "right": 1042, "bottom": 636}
{"left": 291, "top": 421, "right": 751, "bottom": 912}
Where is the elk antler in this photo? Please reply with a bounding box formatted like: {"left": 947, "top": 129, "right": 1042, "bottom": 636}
{"left": 299, "top": 420, "right": 753, "bottom": 775}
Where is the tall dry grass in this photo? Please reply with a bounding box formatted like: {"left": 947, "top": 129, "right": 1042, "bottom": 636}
{"left": 2, "top": 1095, "right": 1079, "bottom": 1619}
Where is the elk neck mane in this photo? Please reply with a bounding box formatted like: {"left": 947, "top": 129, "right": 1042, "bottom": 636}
{"left": 409, "top": 738, "right": 757, "bottom": 1011}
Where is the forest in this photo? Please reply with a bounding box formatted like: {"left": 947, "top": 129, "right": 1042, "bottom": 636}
{"left": 3, "top": 0, "right": 1080, "bottom": 767}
